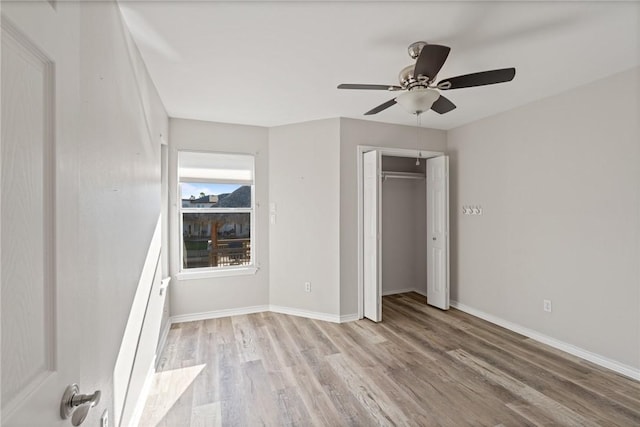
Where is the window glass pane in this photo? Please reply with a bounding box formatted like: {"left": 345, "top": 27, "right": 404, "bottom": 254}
{"left": 182, "top": 212, "right": 251, "bottom": 269}
{"left": 181, "top": 183, "right": 252, "bottom": 208}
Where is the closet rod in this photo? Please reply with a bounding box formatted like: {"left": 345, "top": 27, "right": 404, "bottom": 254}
{"left": 381, "top": 171, "right": 425, "bottom": 180}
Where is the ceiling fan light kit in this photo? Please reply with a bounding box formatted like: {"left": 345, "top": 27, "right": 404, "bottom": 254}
{"left": 338, "top": 41, "right": 516, "bottom": 116}
{"left": 396, "top": 88, "right": 440, "bottom": 115}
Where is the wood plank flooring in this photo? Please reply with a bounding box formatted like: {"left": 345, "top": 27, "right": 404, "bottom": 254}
{"left": 139, "top": 293, "right": 640, "bottom": 426}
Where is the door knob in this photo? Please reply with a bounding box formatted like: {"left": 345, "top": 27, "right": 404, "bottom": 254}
{"left": 60, "top": 384, "right": 101, "bottom": 426}
{"left": 432, "top": 237, "right": 436, "bottom": 240}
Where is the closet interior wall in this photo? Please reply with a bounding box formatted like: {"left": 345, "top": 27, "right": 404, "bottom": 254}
{"left": 381, "top": 156, "right": 428, "bottom": 296}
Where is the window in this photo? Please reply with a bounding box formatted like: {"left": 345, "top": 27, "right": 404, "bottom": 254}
{"left": 178, "top": 151, "right": 254, "bottom": 273}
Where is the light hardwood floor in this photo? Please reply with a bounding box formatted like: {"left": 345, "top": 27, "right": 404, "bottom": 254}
{"left": 140, "top": 293, "right": 640, "bottom": 426}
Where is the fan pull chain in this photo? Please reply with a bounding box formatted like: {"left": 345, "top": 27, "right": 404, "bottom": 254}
{"left": 416, "top": 113, "right": 421, "bottom": 166}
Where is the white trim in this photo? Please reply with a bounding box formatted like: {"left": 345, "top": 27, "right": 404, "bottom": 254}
{"left": 169, "top": 305, "right": 359, "bottom": 325}
{"left": 357, "top": 146, "right": 364, "bottom": 319}
{"left": 382, "top": 287, "right": 427, "bottom": 297}
{"left": 156, "top": 319, "right": 172, "bottom": 364}
{"left": 450, "top": 300, "right": 640, "bottom": 381}
{"left": 357, "top": 145, "right": 445, "bottom": 319}
{"left": 339, "top": 313, "right": 360, "bottom": 323}
{"left": 170, "top": 305, "right": 269, "bottom": 324}
{"left": 269, "top": 305, "right": 342, "bottom": 323}
{"left": 129, "top": 356, "right": 157, "bottom": 427}
{"left": 176, "top": 266, "right": 258, "bottom": 280}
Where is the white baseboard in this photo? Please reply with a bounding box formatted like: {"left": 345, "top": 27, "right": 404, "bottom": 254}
{"left": 340, "top": 313, "right": 360, "bottom": 323}
{"left": 170, "top": 305, "right": 359, "bottom": 325}
{"left": 170, "top": 305, "right": 269, "bottom": 324}
{"left": 129, "top": 356, "right": 156, "bottom": 427}
{"left": 269, "top": 305, "right": 341, "bottom": 323}
{"left": 450, "top": 300, "right": 640, "bottom": 381}
{"left": 382, "top": 287, "right": 427, "bottom": 297}
{"left": 168, "top": 290, "right": 431, "bottom": 327}
{"left": 156, "top": 319, "right": 171, "bottom": 364}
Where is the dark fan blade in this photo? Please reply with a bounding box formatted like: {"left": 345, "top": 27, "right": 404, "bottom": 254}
{"left": 414, "top": 44, "right": 451, "bottom": 80}
{"left": 364, "top": 98, "right": 397, "bottom": 115}
{"left": 431, "top": 95, "right": 456, "bottom": 114}
{"left": 338, "top": 84, "right": 402, "bottom": 91}
{"left": 438, "top": 68, "right": 516, "bottom": 90}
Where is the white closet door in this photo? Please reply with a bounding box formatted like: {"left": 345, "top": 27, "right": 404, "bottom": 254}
{"left": 426, "top": 156, "right": 450, "bottom": 310}
{"left": 363, "top": 150, "right": 382, "bottom": 322}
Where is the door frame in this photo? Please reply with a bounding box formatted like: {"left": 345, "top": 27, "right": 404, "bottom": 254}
{"left": 356, "top": 145, "right": 445, "bottom": 319}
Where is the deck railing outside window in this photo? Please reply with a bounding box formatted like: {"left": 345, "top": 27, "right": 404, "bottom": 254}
{"left": 183, "top": 237, "right": 251, "bottom": 268}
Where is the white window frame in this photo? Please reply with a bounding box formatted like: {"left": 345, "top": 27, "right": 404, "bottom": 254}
{"left": 176, "top": 150, "right": 257, "bottom": 279}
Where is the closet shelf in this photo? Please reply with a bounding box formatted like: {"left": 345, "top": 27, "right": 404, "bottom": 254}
{"left": 381, "top": 171, "right": 425, "bottom": 180}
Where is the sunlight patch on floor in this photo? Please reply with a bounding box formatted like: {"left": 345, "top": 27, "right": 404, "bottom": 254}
{"left": 138, "top": 364, "right": 207, "bottom": 427}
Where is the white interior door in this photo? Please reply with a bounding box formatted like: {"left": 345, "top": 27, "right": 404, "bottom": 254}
{"left": 1, "top": 5, "right": 81, "bottom": 426}
{"left": 426, "top": 156, "right": 450, "bottom": 310}
{"left": 363, "top": 150, "right": 382, "bottom": 322}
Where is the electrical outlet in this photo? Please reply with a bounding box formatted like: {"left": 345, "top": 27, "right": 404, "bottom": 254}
{"left": 543, "top": 299, "right": 552, "bottom": 313}
{"left": 305, "top": 282, "right": 311, "bottom": 292}
{"left": 101, "top": 409, "right": 109, "bottom": 427}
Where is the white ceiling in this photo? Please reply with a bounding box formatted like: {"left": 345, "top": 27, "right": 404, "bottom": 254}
{"left": 120, "top": 1, "right": 640, "bottom": 130}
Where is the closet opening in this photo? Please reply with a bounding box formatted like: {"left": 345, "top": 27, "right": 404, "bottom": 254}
{"left": 357, "top": 146, "right": 449, "bottom": 322}
{"left": 381, "top": 155, "right": 428, "bottom": 299}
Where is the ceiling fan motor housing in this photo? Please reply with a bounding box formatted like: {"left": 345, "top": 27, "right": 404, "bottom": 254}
{"left": 408, "top": 41, "right": 427, "bottom": 59}
{"left": 401, "top": 41, "right": 435, "bottom": 89}
{"left": 399, "top": 64, "right": 431, "bottom": 89}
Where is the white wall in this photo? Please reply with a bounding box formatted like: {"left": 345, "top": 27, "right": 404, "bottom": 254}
{"left": 447, "top": 67, "right": 640, "bottom": 370}
{"left": 169, "top": 118, "right": 270, "bottom": 316}
{"left": 79, "top": 4, "right": 169, "bottom": 426}
{"left": 339, "top": 118, "right": 447, "bottom": 316}
{"left": 170, "top": 117, "right": 445, "bottom": 321}
{"left": 268, "top": 119, "right": 341, "bottom": 317}
{"left": 109, "top": 6, "right": 170, "bottom": 425}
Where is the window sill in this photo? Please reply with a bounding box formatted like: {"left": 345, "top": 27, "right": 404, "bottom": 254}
{"left": 176, "top": 266, "right": 258, "bottom": 281}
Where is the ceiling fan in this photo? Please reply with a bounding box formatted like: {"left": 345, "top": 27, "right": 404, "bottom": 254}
{"left": 338, "top": 41, "right": 516, "bottom": 116}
